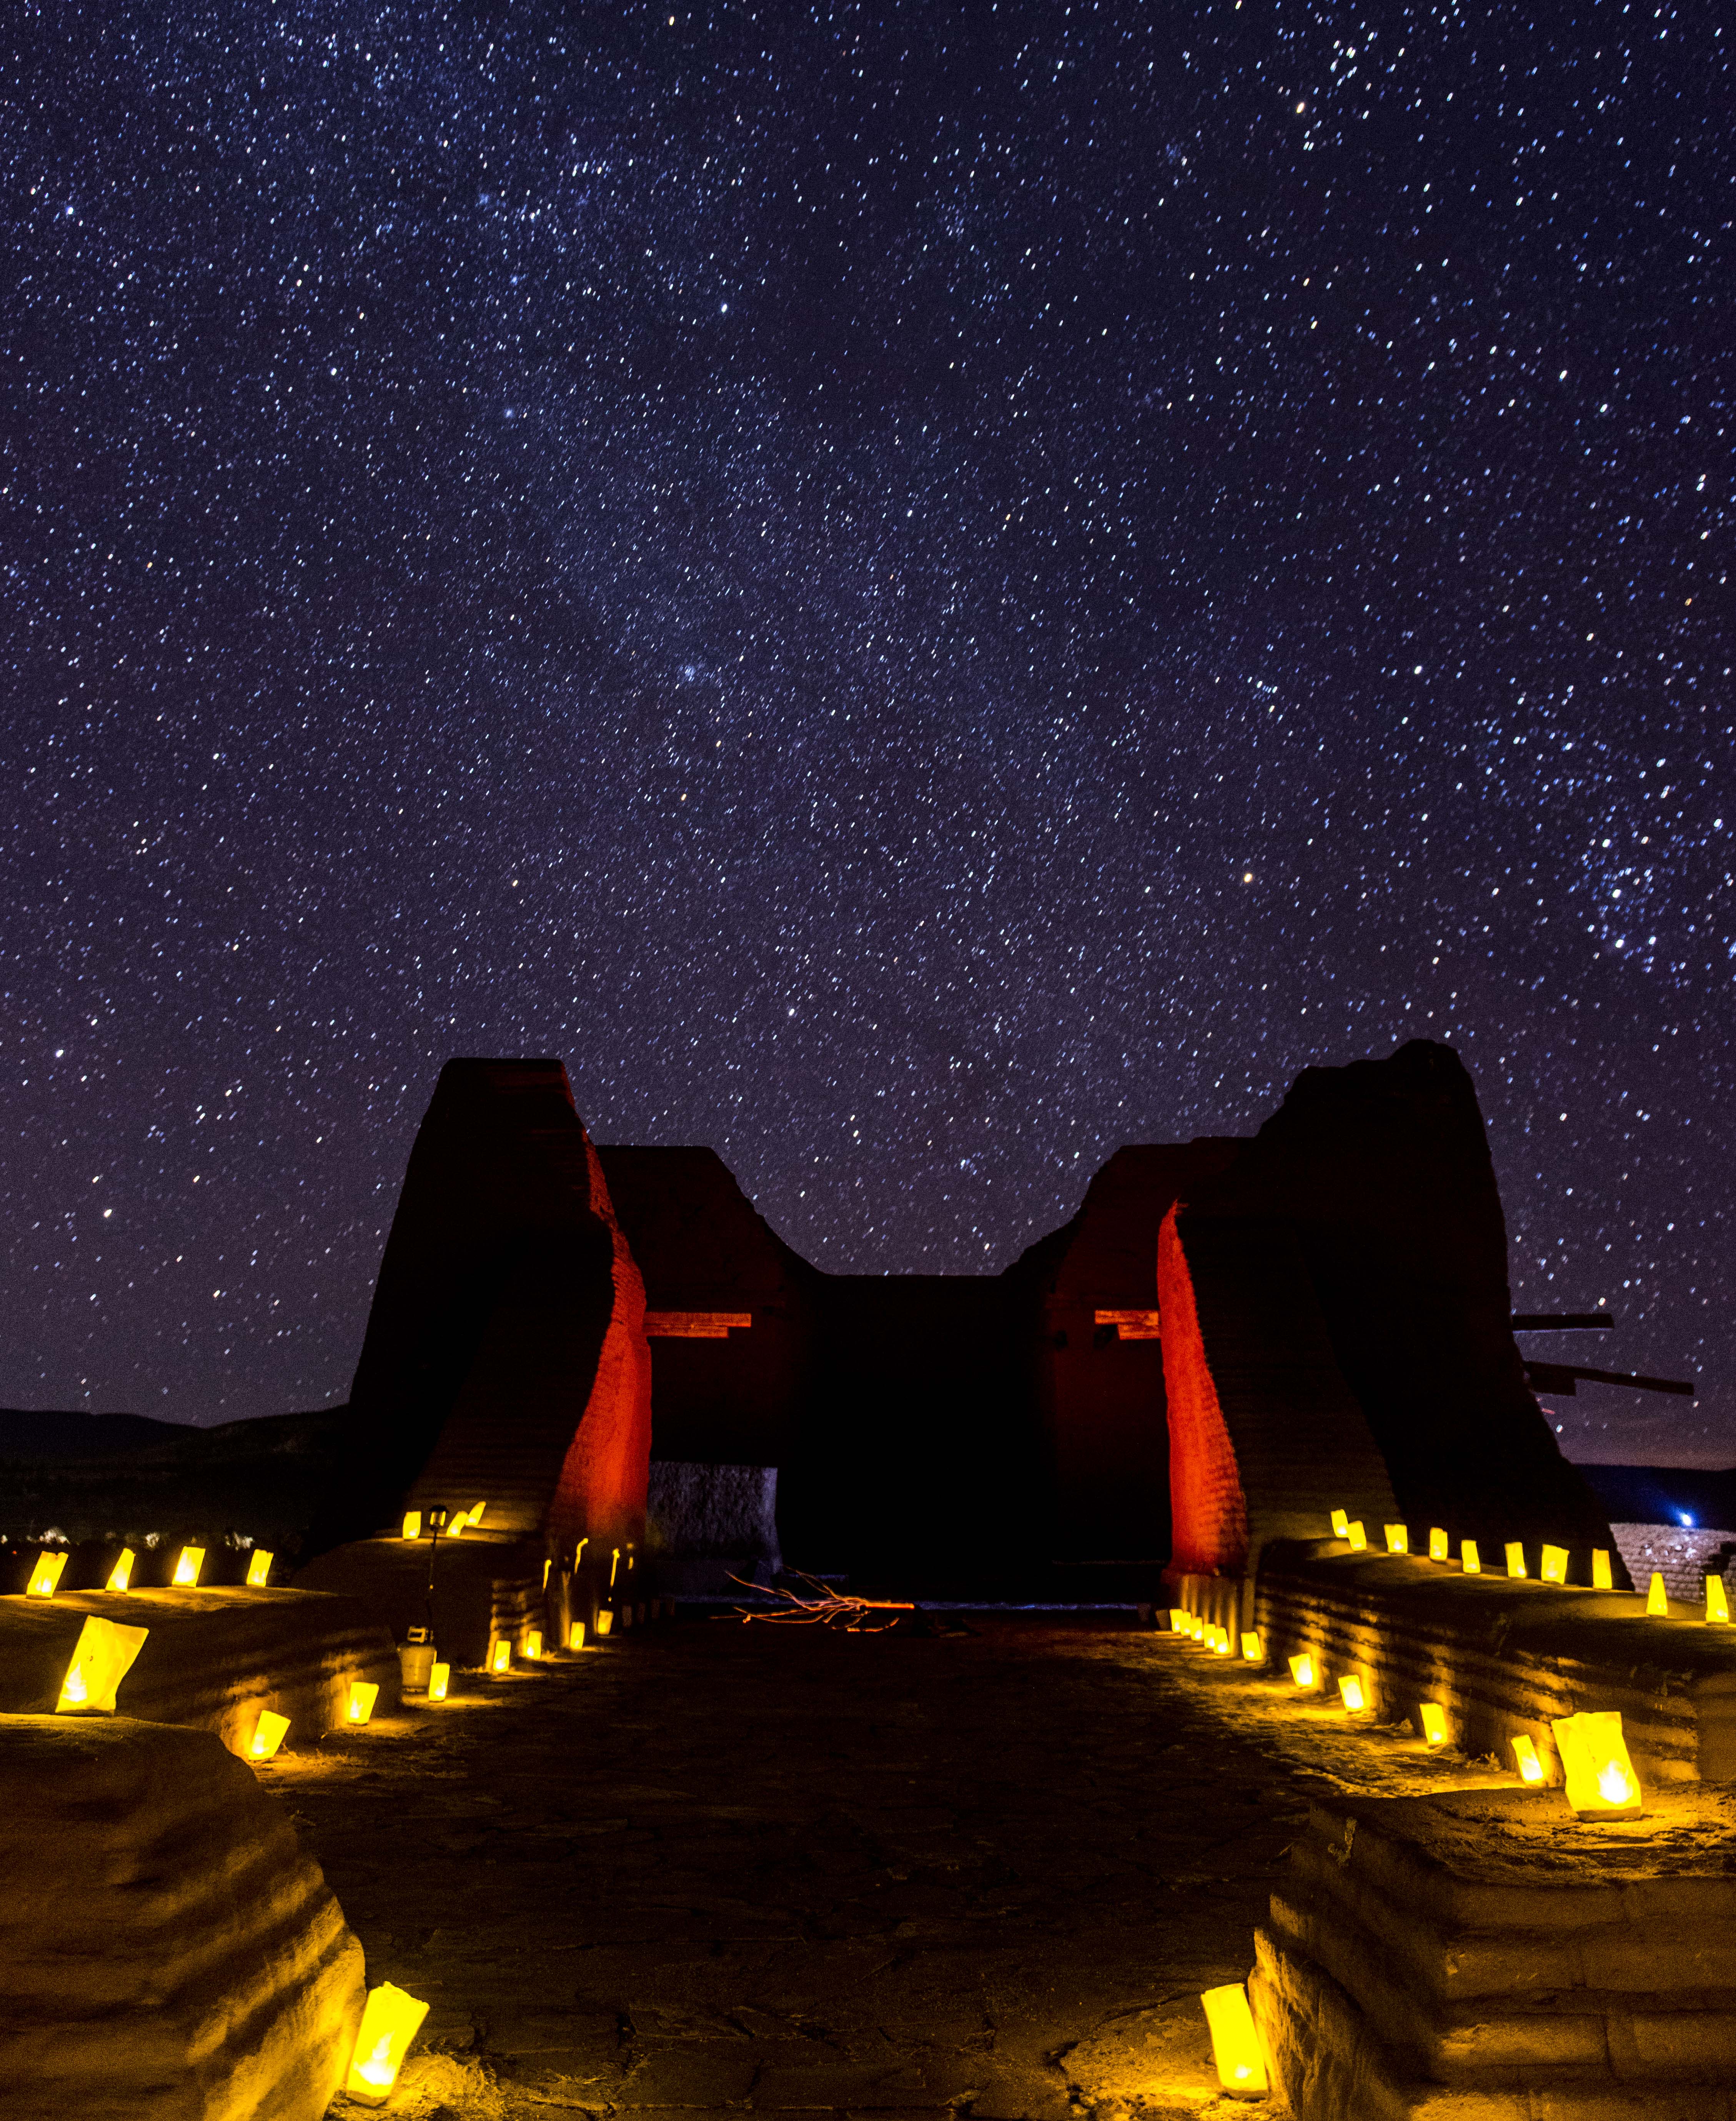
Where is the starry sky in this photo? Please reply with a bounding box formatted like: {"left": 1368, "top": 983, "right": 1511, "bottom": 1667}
{"left": 2, "top": 2, "right": 1729, "bottom": 1457}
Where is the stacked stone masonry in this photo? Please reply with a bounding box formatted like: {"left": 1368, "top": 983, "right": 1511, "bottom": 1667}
{"left": 1253, "top": 1784, "right": 1736, "bottom": 2119}
{"left": 0, "top": 1715, "right": 363, "bottom": 2121}
{"left": 0, "top": 1587, "right": 400, "bottom": 1756}
{"left": 1250, "top": 1540, "right": 1736, "bottom": 1785}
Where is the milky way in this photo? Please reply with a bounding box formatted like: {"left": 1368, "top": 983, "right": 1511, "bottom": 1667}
{"left": 1, "top": 2, "right": 1729, "bottom": 1454}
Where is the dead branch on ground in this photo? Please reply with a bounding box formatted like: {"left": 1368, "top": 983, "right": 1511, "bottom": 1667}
{"left": 722, "top": 1570, "right": 916, "bottom": 1631}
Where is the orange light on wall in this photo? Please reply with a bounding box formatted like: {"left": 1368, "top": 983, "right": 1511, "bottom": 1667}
{"left": 1428, "top": 1527, "right": 1448, "bottom": 1562}
{"left": 106, "top": 1548, "right": 136, "bottom": 1593}
{"left": 401, "top": 1511, "right": 421, "bottom": 1540}
{"left": 1287, "top": 1653, "right": 1316, "bottom": 1688}
{"left": 427, "top": 1662, "right": 450, "bottom": 1701}
{"left": 1646, "top": 1572, "right": 1669, "bottom": 1616}
{"left": 172, "top": 1546, "right": 205, "bottom": 1588}
{"left": 246, "top": 1549, "right": 274, "bottom": 1588}
{"left": 569, "top": 1621, "right": 586, "bottom": 1651}
{"left": 26, "top": 1551, "right": 68, "bottom": 1598}
{"left": 1240, "top": 1632, "right": 1264, "bottom": 1663}
{"left": 1346, "top": 1522, "right": 1368, "bottom": 1552}
{"left": 542, "top": 1559, "right": 552, "bottom": 1590}
{"left": 346, "top": 1681, "right": 380, "bottom": 1725}
{"left": 345, "top": 1982, "right": 431, "bottom": 2106}
{"left": 1199, "top": 1983, "right": 1269, "bottom": 2098}
{"left": 1337, "top": 1672, "right": 1368, "bottom": 1715}
{"left": 56, "top": 1615, "right": 149, "bottom": 1713}
{"left": 1461, "top": 1540, "right": 1481, "bottom": 1575}
{"left": 595, "top": 1610, "right": 614, "bottom": 1638}
{"left": 1330, "top": 1508, "right": 1349, "bottom": 1539}
{"left": 1592, "top": 1549, "right": 1613, "bottom": 1590}
{"left": 1505, "top": 1542, "right": 1528, "bottom": 1579}
{"left": 1511, "top": 1734, "right": 1545, "bottom": 1785}
{"left": 1708, "top": 1577, "right": 1730, "bottom": 1625}
{"left": 1383, "top": 1523, "right": 1409, "bottom": 1555}
{"left": 248, "top": 1710, "right": 290, "bottom": 1760}
{"left": 1540, "top": 1544, "right": 1568, "bottom": 1585}
{"left": 490, "top": 1639, "right": 511, "bottom": 1674}
{"left": 524, "top": 1629, "right": 543, "bottom": 1660}
{"left": 1419, "top": 1702, "right": 1448, "bottom": 1748}
{"left": 609, "top": 1547, "right": 622, "bottom": 1588}
{"left": 1552, "top": 1710, "right": 1643, "bottom": 1816}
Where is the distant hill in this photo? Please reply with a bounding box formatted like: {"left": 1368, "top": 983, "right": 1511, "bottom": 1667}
{"left": 0, "top": 1408, "right": 193, "bottom": 1458}
{"left": 0, "top": 1405, "right": 353, "bottom": 1551}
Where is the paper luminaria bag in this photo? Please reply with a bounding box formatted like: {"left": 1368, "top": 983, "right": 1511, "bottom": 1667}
{"left": 345, "top": 1983, "right": 431, "bottom": 2105}
{"left": 249, "top": 1711, "right": 290, "bottom": 1760}
{"left": 27, "top": 1551, "right": 68, "bottom": 1598}
{"left": 56, "top": 1616, "right": 150, "bottom": 1713}
{"left": 1553, "top": 1710, "right": 1643, "bottom": 1816}
{"left": 1199, "top": 1983, "right": 1268, "bottom": 2098}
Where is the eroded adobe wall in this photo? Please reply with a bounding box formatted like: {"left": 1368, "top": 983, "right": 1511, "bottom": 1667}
{"left": 317, "top": 1059, "right": 650, "bottom": 1555}
{"left": 1180, "top": 1039, "right": 1618, "bottom": 1567}
{"left": 1159, "top": 1209, "right": 1398, "bottom": 1578}
{"left": 1008, "top": 1141, "right": 1240, "bottom": 1561}
{"left": 596, "top": 1146, "right": 818, "bottom": 1469}
{"left": 778, "top": 1273, "right": 1045, "bottom": 1582}
{"left": 0, "top": 1716, "right": 363, "bottom": 2121}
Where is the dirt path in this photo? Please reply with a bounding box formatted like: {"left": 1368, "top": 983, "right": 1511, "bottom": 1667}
{"left": 278, "top": 1617, "right": 1505, "bottom": 2119}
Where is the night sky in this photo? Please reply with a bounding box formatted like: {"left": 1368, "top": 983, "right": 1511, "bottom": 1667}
{"left": 2, "top": 3, "right": 1729, "bottom": 1458}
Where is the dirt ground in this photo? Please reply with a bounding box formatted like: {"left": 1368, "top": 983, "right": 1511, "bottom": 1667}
{"left": 273, "top": 1615, "right": 1505, "bottom": 2121}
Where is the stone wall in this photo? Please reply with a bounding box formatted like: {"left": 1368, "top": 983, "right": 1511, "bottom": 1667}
{"left": 1251, "top": 1538, "right": 1736, "bottom": 1785}
{"left": 320, "top": 1057, "right": 651, "bottom": 1558}
{"left": 646, "top": 1461, "right": 782, "bottom": 1593}
{"left": 1159, "top": 1211, "right": 1396, "bottom": 1585}
{"left": 1180, "top": 1039, "right": 1618, "bottom": 1569}
{"left": 0, "top": 1586, "right": 399, "bottom": 1755}
{"left": 1609, "top": 1523, "right": 1736, "bottom": 1606}
{"left": 1005, "top": 1140, "right": 1240, "bottom": 1562}
{"left": 1254, "top": 1783, "right": 1736, "bottom": 2120}
{"left": 777, "top": 1273, "right": 1046, "bottom": 1583}
{"left": 0, "top": 1715, "right": 363, "bottom": 2120}
{"left": 598, "top": 1146, "right": 818, "bottom": 1470}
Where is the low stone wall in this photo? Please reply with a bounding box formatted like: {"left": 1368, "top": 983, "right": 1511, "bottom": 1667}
{"left": 646, "top": 1460, "right": 782, "bottom": 1595}
{"left": 0, "top": 1587, "right": 399, "bottom": 1756}
{"left": 295, "top": 1532, "right": 547, "bottom": 1670}
{"left": 0, "top": 1714, "right": 364, "bottom": 2120}
{"left": 1253, "top": 1784, "right": 1736, "bottom": 2119}
{"left": 1246, "top": 1540, "right": 1736, "bottom": 1785}
{"left": 1609, "top": 1522, "right": 1736, "bottom": 1606}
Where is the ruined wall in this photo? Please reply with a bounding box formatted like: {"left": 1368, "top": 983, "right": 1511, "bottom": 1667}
{"left": 778, "top": 1274, "right": 1045, "bottom": 1583}
{"left": 596, "top": 1146, "right": 817, "bottom": 1469}
{"left": 0, "top": 1716, "right": 363, "bottom": 2121}
{"left": 319, "top": 1058, "right": 650, "bottom": 1555}
{"left": 1159, "top": 1209, "right": 1397, "bottom": 1580}
{"left": 1178, "top": 1039, "right": 1618, "bottom": 1570}
{"left": 1008, "top": 1141, "right": 1240, "bottom": 1561}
